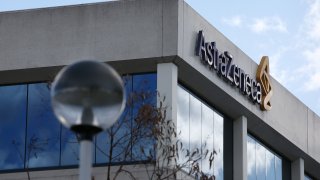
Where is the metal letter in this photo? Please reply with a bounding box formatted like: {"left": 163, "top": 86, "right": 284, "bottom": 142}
{"left": 226, "top": 52, "right": 234, "bottom": 83}
{"left": 256, "top": 56, "right": 273, "bottom": 111}
{"left": 233, "top": 65, "right": 240, "bottom": 87}
{"left": 256, "top": 82, "right": 262, "bottom": 104}
{"left": 245, "top": 75, "right": 251, "bottom": 96}
{"left": 206, "top": 43, "right": 213, "bottom": 66}
{"left": 251, "top": 79, "right": 257, "bottom": 102}
{"left": 195, "top": 30, "right": 207, "bottom": 62}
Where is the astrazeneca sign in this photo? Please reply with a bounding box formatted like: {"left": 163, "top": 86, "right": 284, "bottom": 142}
{"left": 195, "top": 30, "right": 273, "bottom": 111}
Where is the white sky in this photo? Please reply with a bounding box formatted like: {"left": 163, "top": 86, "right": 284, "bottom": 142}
{"left": 1, "top": 0, "right": 320, "bottom": 115}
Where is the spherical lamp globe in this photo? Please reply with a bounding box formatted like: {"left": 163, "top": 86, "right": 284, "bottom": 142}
{"left": 51, "top": 60, "right": 126, "bottom": 136}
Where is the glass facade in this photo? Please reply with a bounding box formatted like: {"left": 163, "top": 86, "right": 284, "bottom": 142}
{"left": 177, "top": 85, "right": 224, "bottom": 179}
{"left": 0, "top": 85, "right": 27, "bottom": 170}
{"left": 247, "top": 135, "right": 282, "bottom": 180}
{"left": 0, "top": 73, "right": 156, "bottom": 171}
{"left": 305, "top": 174, "right": 313, "bottom": 180}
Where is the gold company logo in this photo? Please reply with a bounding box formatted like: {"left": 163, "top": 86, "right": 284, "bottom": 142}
{"left": 256, "top": 56, "right": 273, "bottom": 111}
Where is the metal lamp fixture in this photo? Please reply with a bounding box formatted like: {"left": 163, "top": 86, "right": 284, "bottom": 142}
{"left": 51, "top": 60, "right": 126, "bottom": 180}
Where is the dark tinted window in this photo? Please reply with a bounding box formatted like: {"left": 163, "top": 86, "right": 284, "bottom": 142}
{"left": 0, "top": 85, "right": 27, "bottom": 170}
{"left": 0, "top": 73, "right": 157, "bottom": 170}
{"left": 26, "top": 83, "right": 60, "bottom": 168}
{"left": 131, "top": 74, "right": 157, "bottom": 161}
{"left": 96, "top": 76, "right": 133, "bottom": 163}
{"left": 60, "top": 127, "right": 79, "bottom": 166}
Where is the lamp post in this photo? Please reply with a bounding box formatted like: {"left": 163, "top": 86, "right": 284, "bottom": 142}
{"left": 51, "top": 60, "right": 126, "bottom": 180}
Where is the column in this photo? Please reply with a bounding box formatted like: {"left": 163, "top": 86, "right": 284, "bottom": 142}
{"left": 157, "top": 63, "right": 178, "bottom": 125}
{"left": 233, "top": 116, "right": 247, "bottom": 180}
{"left": 291, "top": 158, "right": 304, "bottom": 180}
{"left": 156, "top": 63, "right": 178, "bottom": 168}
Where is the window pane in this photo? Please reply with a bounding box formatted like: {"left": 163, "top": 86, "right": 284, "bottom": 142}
{"left": 177, "top": 85, "right": 224, "bottom": 177}
{"left": 189, "top": 95, "right": 202, "bottom": 158}
{"left": 248, "top": 136, "right": 256, "bottom": 180}
{"left": 201, "top": 103, "right": 214, "bottom": 175}
{"left": 61, "top": 127, "right": 79, "bottom": 166}
{"left": 131, "top": 74, "right": 156, "bottom": 161}
{"left": 214, "top": 112, "right": 224, "bottom": 180}
{"left": 177, "top": 86, "right": 190, "bottom": 168}
{"left": 96, "top": 131, "right": 109, "bottom": 164}
{"left": 248, "top": 135, "right": 282, "bottom": 180}
{"left": 305, "top": 175, "right": 312, "bottom": 180}
{"left": 266, "top": 150, "right": 275, "bottom": 180}
{"left": 256, "top": 142, "right": 266, "bottom": 180}
{"left": 275, "top": 155, "right": 282, "bottom": 180}
{"left": 0, "top": 85, "right": 27, "bottom": 170}
{"left": 96, "top": 76, "right": 132, "bottom": 163}
{"left": 26, "top": 83, "right": 60, "bottom": 168}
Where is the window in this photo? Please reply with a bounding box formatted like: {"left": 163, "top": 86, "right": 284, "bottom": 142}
{"left": 305, "top": 174, "right": 313, "bottom": 180}
{"left": 96, "top": 75, "right": 133, "bottom": 163}
{"left": 95, "top": 73, "right": 157, "bottom": 164}
{"left": 0, "top": 85, "right": 27, "bottom": 170}
{"left": 247, "top": 135, "right": 282, "bottom": 180}
{"left": 26, "top": 83, "right": 60, "bottom": 168}
{"left": 177, "top": 85, "right": 224, "bottom": 178}
{"left": 0, "top": 73, "right": 157, "bottom": 171}
{"left": 131, "top": 74, "right": 157, "bottom": 161}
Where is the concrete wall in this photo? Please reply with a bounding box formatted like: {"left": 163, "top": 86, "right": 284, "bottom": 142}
{"left": 0, "top": 0, "right": 319, "bottom": 178}
{"left": 0, "top": 0, "right": 180, "bottom": 84}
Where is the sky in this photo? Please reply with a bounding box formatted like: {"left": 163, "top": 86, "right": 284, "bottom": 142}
{"left": 1, "top": 0, "right": 320, "bottom": 115}
{"left": 184, "top": 0, "right": 320, "bottom": 116}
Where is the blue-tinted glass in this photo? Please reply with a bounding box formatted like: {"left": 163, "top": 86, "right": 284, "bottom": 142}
{"left": 201, "top": 103, "right": 214, "bottom": 176}
{"left": 247, "top": 136, "right": 256, "bottom": 180}
{"left": 177, "top": 86, "right": 190, "bottom": 169}
{"left": 61, "top": 127, "right": 79, "bottom": 166}
{"left": 305, "top": 175, "right": 312, "bottom": 180}
{"left": 26, "top": 83, "right": 60, "bottom": 168}
{"left": 131, "top": 74, "right": 156, "bottom": 161}
{"left": 96, "top": 76, "right": 132, "bottom": 163}
{"left": 214, "top": 112, "right": 224, "bottom": 180}
{"left": 0, "top": 85, "right": 27, "bottom": 170}
{"left": 256, "top": 143, "right": 266, "bottom": 180}
{"left": 266, "top": 150, "right": 275, "bottom": 180}
{"left": 96, "top": 131, "right": 109, "bottom": 164}
{"left": 275, "top": 155, "right": 282, "bottom": 180}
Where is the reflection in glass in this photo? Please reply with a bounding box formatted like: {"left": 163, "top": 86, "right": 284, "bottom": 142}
{"left": 177, "top": 86, "right": 190, "bottom": 167}
{"left": 201, "top": 103, "right": 214, "bottom": 175}
{"left": 275, "top": 155, "right": 282, "bottom": 180}
{"left": 256, "top": 142, "right": 266, "bottom": 180}
{"left": 131, "top": 74, "right": 157, "bottom": 161}
{"left": 189, "top": 95, "right": 202, "bottom": 159}
{"left": 248, "top": 135, "right": 282, "bottom": 180}
{"left": 214, "top": 112, "right": 224, "bottom": 180}
{"left": 60, "top": 127, "right": 79, "bottom": 166}
{"left": 0, "top": 73, "right": 157, "bottom": 170}
{"left": 96, "top": 131, "right": 110, "bottom": 164}
{"left": 266, "top": 149, "right": 275, "bottom": 180}
{"left": 305, "top": 175, "right": 312, "bottom": 180}
{"left": 247, "top": 136, "right": 256, "bottom": 180}
{"left": 0, "top": 85, "right": 27, "bottom": 170}
{"left": 177, "top": 85, "right": 224, "bottom": 177}
{"left": 26, "top": 83, "right": 60, "bottom": 168}
{"left": 96, "top": 76, "right": 132, "bottom": 163}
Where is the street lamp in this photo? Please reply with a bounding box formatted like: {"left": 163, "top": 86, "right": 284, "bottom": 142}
{"left": 51, "top": 60, "right": 126, "bottom": 180}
